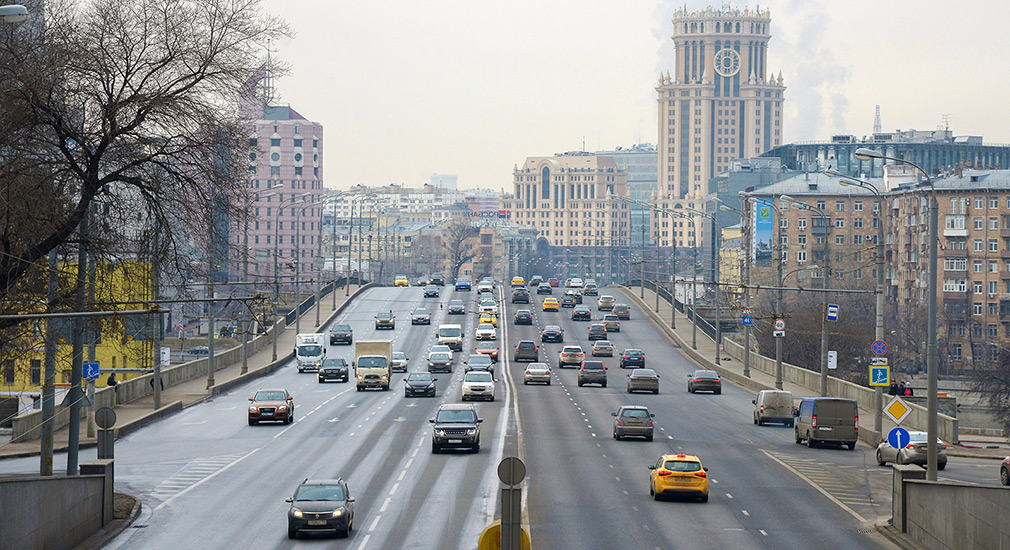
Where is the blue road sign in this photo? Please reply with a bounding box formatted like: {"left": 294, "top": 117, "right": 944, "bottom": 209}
{"left": 742, "top": 314, "right": 753, "bottom": 326}
{"left": 83, "top": 362, "right": 100, "bottom": 380}
{"left": 888, "top": 427, "right": 910, "bottom": 450}
{"left": 872, "top": 340, "right": 887, "bottom": 356}
{"left": 869, "top": 365, "right": 890, "bottom": 387}
{"left": 827, "top": 304, "right": 839, "bottom": 322}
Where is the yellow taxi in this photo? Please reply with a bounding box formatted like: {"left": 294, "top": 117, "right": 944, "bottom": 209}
{"left": 542, "top": 297, "right": 559, "bottom": 312}
{"left": 394, "top": 275, "right": 409, "bottom": 287}
{"left": 478, "top": 312, "right": 498, "bottom": 327}
{"left": 648, "top": 453, "right": 709, "bottom": 502}
{"left": 511, "top": 276, "right": 525, "bottom": 286}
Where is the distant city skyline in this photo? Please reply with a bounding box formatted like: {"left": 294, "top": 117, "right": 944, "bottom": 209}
{"left": 262, "top": 0, "right": 1010, "bottom": 191}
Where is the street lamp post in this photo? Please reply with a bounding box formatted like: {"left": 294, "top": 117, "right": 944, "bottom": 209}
{"left": 829, "top": 168, "right": 886, "bottom": 439}
{"left": 853, "top": 147, "right": 939, "bottom": 481}
{"left": 689, "top": 207, "right": 722, "bottom": 365}
{"left": 781, "top": 194, "right": 831, "bottom": 396}
{"left": 0, "top": 4, "right": 28, "bottom": 24}
{"left": 717, "top": 195, "right": 752, "bottom": 377}
{"left": 272, "top": 192, "right": 311, "bottom": 361}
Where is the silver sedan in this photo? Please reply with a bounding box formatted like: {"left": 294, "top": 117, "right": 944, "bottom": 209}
{"left": 627, "top": 368, "right": 660, "bottom": 394}
{"left": 875, "top": 431, "right": 947, "bottom": 469}
{"left": 592, "top": 340, "right": 614, "bottom": 357}
{"left": 523, "top": 362, "right": 551, "bottom": 385}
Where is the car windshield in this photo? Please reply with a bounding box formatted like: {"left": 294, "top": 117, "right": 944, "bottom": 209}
{"left": 478, "top": 324, "right": 494, "bottom": 331}
{"left": 477, "top": 342, "right": 496, "bottom": 350}
{"left": 407, "top": 373, "right": 432, "bottom": 382}
{"left": 481, "top": 300, "right": 495, "bottom": 307}
{"left": 294, "top": 484, "right": 346, "bottom": 502}
{"left": 414, "top": 309, "right": 429, "bottom": 315}
{"left": 518, "top": 342, "right": 535, "bottom": 349}
{"left": 438, "top": 328, "right": 461, "bottom": 337}
{"left": 632, "top": 369, "right": 656, "bottom": 377}
{"left": 450, "top": 300, "right": 463, "bottom": 306}
{"left": 595, "top": 341, "right": 611, "bottom": 347}
{"left": 563, "top": 347, "right": 583, "bottom": 354}
{"left": 663, "top": 460, "right": 702, "bottom": 472}
{"left": 545, "top": 326, "right": 561, "bottom": 332}
{"left": 322, "top": 359, "right": 346, "bottom": 367}
{"left": 357, "top": 357, "right": 386, "bottom": 368}
{"left": 468, "top": 355, "right": 492, "bottom": 365}
{"left": 298, "top": 345, "right": 322, "bottom": 356}
{"left": 621, "top": 409, "right": 650, "bottom": 418}
{"left": 436, "top": 409, "right": 477, "bottom": 423}
{"left": 393, "top": 352, "right": 406, "bottom": 360}
{"left": 626, "top": 349, "right": 642, "bottom": 356}
{"left": 376, "top": 313, "right": 391, "bottom": 319}
{"left": 583, "top": 362, "right": 604, "bottom": 370}
{"left": 465, "top": 372, "right": 493, "bottom": 383}
{"left": 696, "top": 371, "right": 719, "bottom": 378}
{"left": 332, "top": 325, "right": 350, "bottom": 332}
{"left": 431, "top": 345, "right": 450, "bottom": 353}
{"left": 528, "top": 363, "right": 548, "bottom": 370}
{"left": 429, "top": 352, "right": 451, "bottom": 362}
{"left": 254, "top": 391, "right": 285, "bottom": 401}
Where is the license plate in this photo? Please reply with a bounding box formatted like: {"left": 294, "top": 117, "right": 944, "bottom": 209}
{"left": 262, "top": 412, "right": 273, "bottom": 416}
{"left": 678, "top": 477, "right": 694, "bottom": 482}
{"left": 447, "top": 439, "right": 462, "bottom": 444}
{"left": 307, "top": 520, "right": 327, "bottom": 526}
{"left": 818, "top": 426, "right": 833, "bottom": 431}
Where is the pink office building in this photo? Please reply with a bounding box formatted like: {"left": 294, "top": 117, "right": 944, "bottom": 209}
{"left": 234, "top": 104, "right": 324, "bottom": 288}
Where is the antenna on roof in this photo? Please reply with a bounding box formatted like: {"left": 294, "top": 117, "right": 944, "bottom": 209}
{"left": 263, "top": 39, "right": 276, "bottom": 104}
{"left": 873, "top": 105, "right": 881, "bottom": 134}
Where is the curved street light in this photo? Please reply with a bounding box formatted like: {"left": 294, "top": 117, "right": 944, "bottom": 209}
{"left": 0, "top": 4, "right": 28, "bottom": 24}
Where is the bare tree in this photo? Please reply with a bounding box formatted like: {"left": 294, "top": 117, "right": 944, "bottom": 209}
{"left": 0, "top": 0, "right": 289, "bottom": 328}
{"left": 444, "top": 221, "right": 477, "bottom": 281}
{"left": 972, "top": 349, "right": 1010, "bottom": 435}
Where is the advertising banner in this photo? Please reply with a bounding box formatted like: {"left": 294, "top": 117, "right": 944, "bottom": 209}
{"left": 752, "top": 198, "right": 775, "bottom": 263}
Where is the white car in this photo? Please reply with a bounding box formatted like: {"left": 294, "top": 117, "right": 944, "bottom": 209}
{"left": 391, "top": 351, "right": 409, "bottom": 372}
{"left": 523, "top": 363, "right": 551, "bottom": 385}
{"left": 477, "top": 281, "right": 493, "bottom": 293}
{"left": 461, "top": 370, "right": 495, "bottom": 401}
{"left": 479, "top": 300, "right": 497, "bottom": 314}
{"left": 567, "top": 277, "right": 584, "bottom": 288}
{"left": 475, "top": 323, "right": 497, "bottom": 340}
{"left": 430, "top": 344, "right": 452, "bottom": 355}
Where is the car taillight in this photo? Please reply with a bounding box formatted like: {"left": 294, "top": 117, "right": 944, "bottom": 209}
{"left": 811, "top": 414, "right": 817, "bottom": 428}
{"left": 694, "top": 378, "right": 702, "bottom": 383}
{"left": 906, "top": 443, "right": 915, "bottom": 449}
{"left": 695, "top": 471, "right": 707, "bottom": 478}
{"left": 759, "top": 405, "right": 765, "bottom": 413}
{"left": 657, "top": 470, "right": 672, "bottom": 476}
{"left": 578, "top": 354, "right": 584, "bottom": 358}
{"left": 854, "top": 415, "right": 859, "bottom": 430}
{"left": 647, "top": 420, "right": 653, "bottom": 428}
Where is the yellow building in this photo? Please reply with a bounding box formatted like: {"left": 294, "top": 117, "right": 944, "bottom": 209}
{"left": 719, "top": 225, "right": 744, "bottom": 303}
{"left": 0, "top": 261, "right": 154, "bottom": 415}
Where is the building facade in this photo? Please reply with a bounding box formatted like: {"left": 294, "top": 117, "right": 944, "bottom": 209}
{"left": 597, "top": 144, "right": 658, "bottom": 248}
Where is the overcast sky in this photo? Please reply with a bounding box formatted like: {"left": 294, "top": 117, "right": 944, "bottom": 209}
{"left": 262, "top": 0, "right": 1010, "bottom": 191}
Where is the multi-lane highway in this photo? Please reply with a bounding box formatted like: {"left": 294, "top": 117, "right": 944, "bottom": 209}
{"left": 0, "top": 281, "right": 998, "bottom": 549}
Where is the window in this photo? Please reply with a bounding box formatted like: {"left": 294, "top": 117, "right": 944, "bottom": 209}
{"left": 975, "top": 260, "right": 983, "bottom": 273}
{"left": 853, "top": 269, "right": 863, "bottom": 280}
{"left": 990, "top": 324, "right": 999, "bottom": 338}
{"left": 835, "top": 219, "right": 845, "bottom": 228}
{"left": 30, "top": 359, "right": 41, "bottom": 385}
{"left": 975, "top": 239, "right": 984, "bottom": 252}
{"left": 836, "top": 200, "right": 845, "bottom": 211}
{"left": 798, "top": 234, "right": 807, "bottom": 245}
{"left": 975, "top": 197, "right": 984, "bottom": 209}
{"left": 990, "top": 280, "right": 998, "bottom": 294}
{"left": 835, "top": 234, "right": 845, "bottom": 245}
{"left": 798, "top": 219, "right": 807, "bottom": 230}
{"left": 2, "top": 360, "right": 12, "bottom": 384}
{"left": 270, "top": 137, "right": 281, "bottom": 147}
{"left": 991, "top": 239, "right": 999, "bottom": 252}
{"left": 991, "top": 261, "right": 999, "bottom": 273}
{"left": 943, "top": 278, "right": 966, "bottom": 292}
{"left": 975, "top": 217, "right": 984, "bottom": 230}
{"left": 952, "top": 343, "right": 962, "bottom": 360}
{"left": 992, "top": 217, "right": 1000, "bottom": 230}
{"left": 854, "top": 218, "right": 863, "bottom": 229}
{"left": 974, "top": 302, "right": 984, "bottom": 315}
{"left": 944, "top": 258, "right": 967, "bottom": 271}
{"left": 991, "top": 197, "right": 999, "bottom": 209}
{"left": 815, "top": 200, "right": 826, "bottom": 210}
{"left": 780, "top": 217, "right": 788, "bottom": 228}
{"left": 945, "top": 215, "right": 966, "bottom": 230}
{"left": 989, "top": 302, "right": 999, "bottom": 316}
{"left": 797, "top": 251, "right": 807, "bottom": 262}
{"left": 853, "top": 235, "right": 863, "bottom": 244}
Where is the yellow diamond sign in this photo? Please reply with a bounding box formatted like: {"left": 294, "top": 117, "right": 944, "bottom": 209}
{"left": 884, "top": 397, "right": 912, "bottom": 425}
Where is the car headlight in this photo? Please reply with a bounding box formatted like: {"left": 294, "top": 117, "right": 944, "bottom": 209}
{"left": 428, "top": 362, "right": 435, "bottom": 367}
{"left": 428, "top": 382, "right": 436, "bottom": 388}
{"left": 292, "top": 508, "right": 303, "bottom": 518}
{"left": 278, "top": 405, "right": 288, "bottom": 411}
{"left": 249, "top": 406, "right": 257, "bottom": 412}
{"left": 466, "top": 428, "right": 477, "bottom": 435}
{"left": 435, "top": 429, "right": 446, "bottom": 436}
{"left": 332, "top": 509, "right": 344, "bottom": 517}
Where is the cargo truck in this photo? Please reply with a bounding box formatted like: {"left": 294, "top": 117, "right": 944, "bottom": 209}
{"left": 354, "top": 340, "right": 393, "bottom": 391}
{"left": 295, "top": 333, "right": 326, "bottom": 372}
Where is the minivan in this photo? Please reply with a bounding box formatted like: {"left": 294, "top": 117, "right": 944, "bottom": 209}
{"left": 793, "top": 397, "right": 858, "bottom": 450}
{"left": 752, "top": 390, "right": 795, "bottom": 426}
{"left": 437, "top": 324, "right": 463, "bottom": 351}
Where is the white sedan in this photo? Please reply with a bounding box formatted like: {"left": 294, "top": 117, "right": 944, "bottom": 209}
{"left": 475, "top": 323, "right": 497, "bottom": 341}
{"left": 461, "top": 371, "right": 495, "bottom": 401}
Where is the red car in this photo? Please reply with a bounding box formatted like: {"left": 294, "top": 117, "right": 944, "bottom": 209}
{"left": 1001, "top": 456, "right": 1009, "bottom": 486}
{"left": 547, "top": 277, "right": 560, "bottom": 287}
{"left": 475, "top": 341, "right": 499, "bottom": 362}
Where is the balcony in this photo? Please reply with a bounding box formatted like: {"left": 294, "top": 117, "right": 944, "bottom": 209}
{"left": 1001, "top": 228, "right": 1010, "bottom": 237}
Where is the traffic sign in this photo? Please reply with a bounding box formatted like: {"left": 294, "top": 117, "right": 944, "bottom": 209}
{"left": 773, "top": 330, "right": 785, "bottom": 338}
{"left": 95, "top": 407, "right": 117, "bottom": 429}
{"left": 742, "top": 314, "right": 753, "bottom": 326}
{"left": 870, "top": 357, "right": 889, "bottom": 366}
{"left": 743, "top": 307, "right": 753, "bottom": 316}
{"left": 872, "top": 340, "right": 887, "bottom": 356}
{"left": 884, "top": 397, "right": 912, "bottom": 425}
{"left": 827, "top": 304, "right": 839, "bottom": 322}
{"left": 497, "top": 457, "right": 526, "bottom": 486}
{"left": 869, "top": 365, "right": 890, "bottom": 387}
{"left": 827, "top": 350, "right": 837, "bottom": 370}
{"left": 887, "top": 427, "right": 910, "bottom": 450}
{"left": 83, "top": 362, "right": 100, "bottom": 380}
{"left": 774, "top": 319, "right": 785, "bottom": 331}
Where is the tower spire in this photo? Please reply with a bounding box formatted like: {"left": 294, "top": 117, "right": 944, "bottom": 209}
{"left": 873, "top": 105, "right": 882, "bottom": 134}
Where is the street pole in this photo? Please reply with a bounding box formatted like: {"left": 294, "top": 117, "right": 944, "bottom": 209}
{"left": 671, "top": 230, "right": 677, "bottom": 330}
{"left": 151, "top": 228, "right": 162, "bottom": 408}
{"left": 86, "top": 240, "right": 97, "bottom": 438}
{"left": 67, "top": 205, "right": 89, "bottom": 476}
{"left": 743, "top": 197, "right": 753, "bottom": 378}
{"left": 692, "top": 246, "right": 698, "bottom": 350}
{"left": 818, "top": 206, "right": 831, "bottom": 397}
{"left": 332, "top": 201, "right": 338, "bottom": 309}
{"left": 714, "top": 221, "right": 722, "bottom": 365}
{"left": 295, "top": 200, "right": 302, "bottom": 335}
{"left": 926, "top": 189, "right": 939, "bottom": 481}
{"left": 875, "top": 203, "right": 885, "bottom": 438}
{"left": 41, "top": 250, "right": 57, "bottom": 476}
{"left": 774, "top": 198, "right": 784, "bottom": 390}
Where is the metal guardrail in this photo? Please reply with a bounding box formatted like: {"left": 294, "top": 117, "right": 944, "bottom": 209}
{"left": 629, "top": 279, "right": 717, "bottom": 340}
{"left": 282, "top": 277, "right": 367, "bottom": 327}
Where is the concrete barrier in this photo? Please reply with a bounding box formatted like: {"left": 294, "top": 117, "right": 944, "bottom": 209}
{"left": 893, "top": 468, "right": 1010, "bottom": 550}
{"left": 0, "top": 459, "right": 113, "bottom": 550}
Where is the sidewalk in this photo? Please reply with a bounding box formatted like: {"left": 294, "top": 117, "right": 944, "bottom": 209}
{"left": 0, "top": 284, "right": 372, "bottom": 460}
{"left": 617, "top": 285, "right": 1009, "bottom": 460}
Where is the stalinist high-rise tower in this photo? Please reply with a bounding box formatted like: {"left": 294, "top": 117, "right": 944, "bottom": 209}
{"left": 655, "top": 5, "right": 785, "bottom": 249}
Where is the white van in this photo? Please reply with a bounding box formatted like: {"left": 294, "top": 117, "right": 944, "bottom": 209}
{"left": 437, "top": 324, "right": 463, "bottom": 351}
{"left": 295, "top": 333, "right": 326, "bottom": 372}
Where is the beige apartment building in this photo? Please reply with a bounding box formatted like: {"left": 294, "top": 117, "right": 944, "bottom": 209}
{"left": 503, "top": 153, "right": 630, "bottom": 249}
{"left": 654, "top": 5, "right": 785, "bottom": 250}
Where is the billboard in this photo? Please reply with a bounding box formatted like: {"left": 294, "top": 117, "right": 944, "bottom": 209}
{"left": 752, "top": 199, "right": 775, "bottom": 262}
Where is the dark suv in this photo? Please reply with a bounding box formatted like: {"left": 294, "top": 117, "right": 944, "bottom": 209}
{"left": 578, "top": 361, "right": 607, "bottom": 387}
{"left": 514, "top": 309, "right": 533, "bottom": 325}
{"left": 541, "top": 325, "right": 564, "bottom": 343}
{"left": 429, "top": 274, "right": 445, "bottom": 286}
{"left": 620, "top": 349, "right": 645, "bottom": 368}
{"left": 430, "top": 403, "right": 482, "bottom": 454}
{"left": 286, "top": 478, "right": 355, "bottom": 539}
{"left": 587, "top": 324, "right": 607, "bottom": 340}
{"left": 318, "top": 358, "right": 349, "bottom": 383}
{"left": 329, "top": 324, "right": 352, "bottom": 345}
{"left": 512, "top": 288, "right": 530, "bottom": 304}
{"left": 514, "top": 340, "right": 539, "bottom": 362}
{"left": 536, "top": 283, "right": 553, "bottom": 295}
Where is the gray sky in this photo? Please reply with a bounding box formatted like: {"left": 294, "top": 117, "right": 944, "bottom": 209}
{"left": 263, "top": 0, "right": 1010, "bottom": 191}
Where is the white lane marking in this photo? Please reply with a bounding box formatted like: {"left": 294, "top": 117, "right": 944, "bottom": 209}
{"left": 182, "top": 420, "right": 207, "bottom": 425}
{"left": 380, "top": 497, "right": 392, "bottom": 512}
{"left": 397, "top": 470, "right": 406, "bottom": 482}
{"left": 591, "top": 433, "right": 597, "bottom": 437}
{"left": 712, "top": 479, "right": 719, "bottom": 484}
{"left": 759, "top": 449, "right": 868, "bottom": 523}
{"left": 726, "top": 493, "right": 733, "bottom": 499}
{"left": 742, "top": 510, "right": 750, "bottom": 516}
{"left": 154, "top": 449, "right": 260, "bottom": 511}
{"left": 405, "top": 457, "right": 414, "bottom": 469}
{"left": 273, "top": 423, "right": 297, "bottom": 439}
{"left": 759, "top": 530, "right": 768, "bottom": 536}
{"left": 314, "top": 405, "right": 323, "bottom": 411}
{"left": 411, "top": 448, "right": 418, "bottom": 458}
{"left": 358, "top": 534, "right": 371, "bottom": 550}
{"left": 389, "top": 482, "right": 399, "bottom": 495}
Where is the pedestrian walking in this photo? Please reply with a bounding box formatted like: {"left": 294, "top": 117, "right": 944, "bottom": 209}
{"left": 888, "top": 380, "right": 899, "bottom": 396}
{"left": 898, "top": 380, "right": 907, "bottom": 396}
{"left": 904, "top": 385, "right": 914, "bottom": 397}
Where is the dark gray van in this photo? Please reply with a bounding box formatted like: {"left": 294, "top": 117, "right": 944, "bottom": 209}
{"left": 793, "top": 397, "right": 859, "bottom": 449}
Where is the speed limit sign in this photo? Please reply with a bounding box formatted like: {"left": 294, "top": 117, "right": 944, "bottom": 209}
{"left": 774, "top": 319, "right": 785, "bottom": 331}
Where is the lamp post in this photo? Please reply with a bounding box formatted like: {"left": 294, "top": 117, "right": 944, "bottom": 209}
{"left": 293, "top": 196, "right": 320, "bottom": 335}
{"left": 717, "top": 195, "right": 752, "bottom": 377}
{"left": 853, "top": 147, "right": 939, "bottom": 481}
{"left": 781, "top": 194, "right": 831, "bottom": 396}
{"left": 271, "top": 192, "right": 311, "bottom": 361}
{"left": 828, "top": 168, "right": 886, "bottom": 439}
{"left": 0, "top": 4, "right": 28, "bottom": 24}
{"left": 689, "top": 207, "right": 722, "bottom": 365}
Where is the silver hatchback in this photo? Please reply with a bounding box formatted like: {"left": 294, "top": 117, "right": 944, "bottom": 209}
{"left": 627, "top": 368, "right": 660, "bottom": 394}
{"left": 523, "top": 362, "right": 551, "bottom": 385}
{"left": 612, "top": 405, "right": 654, "bottom": 441}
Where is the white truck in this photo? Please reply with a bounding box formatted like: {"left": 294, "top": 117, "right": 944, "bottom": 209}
{"left": 295, "top": 333, "right": 326, "bottom": 372}
{"left": 354, "top": 340, "right": 393, "bottom": 391}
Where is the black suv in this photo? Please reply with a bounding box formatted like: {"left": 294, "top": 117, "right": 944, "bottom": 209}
{"left": 318, "top": 358, "right": 349, "bottom": 383}
{"left": 541, "top": 325, "right": 564, "bottom": 343}
{"left": 578, "top": 360, "right": 607, "bottom": 387}
{"left": 512, "top": 288, "right": 530, "bottom": 303}
{"left": 514, "top": 309, "right": 533, "bottom": 325}
{"left": 430, "top": 403, "right": 482, "bottom": 454}
{"left": 588, "top": 323, "right": 607, "bottom": 340}
{"left": 572, "top": 305, "right": 592, "bottom": 321}
{"left": 620, "top": 349, "right": 646, "bottom": 368}
{"left": 429, "top": 274, "right": 445, "bottom": 286}
{"left": 329, "top": 324, "right": 352, "bottom": 345}
{"left": 286, "top": 478, "right": 355, "bottom": 539}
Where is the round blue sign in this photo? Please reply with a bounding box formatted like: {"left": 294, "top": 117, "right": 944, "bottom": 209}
{"left": 887, "top": 427, "right": 910, "bottom": 450}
